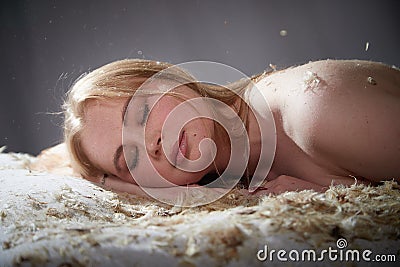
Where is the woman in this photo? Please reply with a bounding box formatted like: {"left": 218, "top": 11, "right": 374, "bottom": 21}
{"left": 61, "top": 59, "right": 400, "bottom": 199}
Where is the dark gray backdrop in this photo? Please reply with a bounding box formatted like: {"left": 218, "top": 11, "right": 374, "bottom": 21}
{"left": 1, "top": 0, "right": 399, "bottom": 155}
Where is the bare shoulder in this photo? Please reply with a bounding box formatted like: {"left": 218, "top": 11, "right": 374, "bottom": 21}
{"left": 262, "top": 59, "right": 400, "bottom": 181}
{"left": 300, "top": 59, "right": 400, "bottom": 95}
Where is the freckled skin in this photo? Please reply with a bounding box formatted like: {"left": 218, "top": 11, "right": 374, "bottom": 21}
{"left": 79, "top": 85, "right": 230, "bottom": 189}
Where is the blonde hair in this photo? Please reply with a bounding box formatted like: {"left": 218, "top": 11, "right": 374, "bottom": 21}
{"left": 63, "top": 59, "right": 264, "bottom": 179}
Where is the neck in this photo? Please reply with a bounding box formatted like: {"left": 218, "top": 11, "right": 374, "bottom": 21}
{"left": 246, "top": 79, "right": 282, "bottom": 182}
{"left": 211, "top": 122, "right": 231, "bottom": 175}
{"left": 245, "top": 106, "right": 262, "bottom": 175}
{"left": 210, "top": 107, "right": 257, "bottom": 178}
{"left": 210, "top": 94, "right": 280, "bottom": 184}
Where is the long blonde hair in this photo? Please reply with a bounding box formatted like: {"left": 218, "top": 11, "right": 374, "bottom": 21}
{"left": 63, "top": 59, "right": 264, "bottom": 179}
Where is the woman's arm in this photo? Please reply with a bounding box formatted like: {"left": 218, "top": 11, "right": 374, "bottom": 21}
{"left": 87, "top": 174, "right": 150, "bottom": 197}
{"left": 249, "top": 175, "right": 326, "bottom": 196}
{"left": 98, "top": 174, "right": 326, "bottom": 199}
{"left": 94, "top": 174, "right": 233, "bottom": 204}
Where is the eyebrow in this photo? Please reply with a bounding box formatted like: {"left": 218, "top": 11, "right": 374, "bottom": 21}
{"left": 121, "top": 97, "right": 131, "bottom": 122}
{"left": 113, "top": 145, "right": 124, "bottom": 173}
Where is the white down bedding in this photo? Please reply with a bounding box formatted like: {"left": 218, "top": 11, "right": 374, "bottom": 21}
{"left": 0, "top": 151, "right": 399, "bottom": 267}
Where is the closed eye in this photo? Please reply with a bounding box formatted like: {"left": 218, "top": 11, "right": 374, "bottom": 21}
{"left": 125, "top": 146, "right": 139, "bottom": 170}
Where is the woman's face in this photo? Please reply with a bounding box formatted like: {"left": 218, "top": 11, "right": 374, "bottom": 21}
{"left": 80, "top": 85, "right": 217, "bottom": 187}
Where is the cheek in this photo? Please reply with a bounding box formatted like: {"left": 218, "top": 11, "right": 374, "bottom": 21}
{"left": 186, "top": 118, "right": 214, "bottom": 137}
{"left": 146, "top": 97, "right": 178, "bottom": 129}
{"left": 81, "top": 126, "right": 120, "bottom": 173}
{"left": 184, "top": 118, "right": 215, "bottom": 162}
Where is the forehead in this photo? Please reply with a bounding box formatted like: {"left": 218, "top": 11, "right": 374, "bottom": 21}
{"left": 84, "top": 98, "right": 127, "bottom": 125}
{"left": 80, "top": 98, "right": 127, "bottom": 173}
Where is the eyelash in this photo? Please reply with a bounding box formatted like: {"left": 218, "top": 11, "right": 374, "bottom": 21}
{"left": 140, "top": 103, "right": 150, "bottom": 126}
{"left": 127, "top": 146, "right": 139, "bottom": 170}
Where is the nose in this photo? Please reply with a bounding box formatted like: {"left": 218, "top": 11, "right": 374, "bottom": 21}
{"left": 146, "top": 133, "right": 162, "bottom": 159}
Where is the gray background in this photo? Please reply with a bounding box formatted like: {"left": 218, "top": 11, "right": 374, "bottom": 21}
{"left": 1, "top": 0, "right": 399, "bottom": 155}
